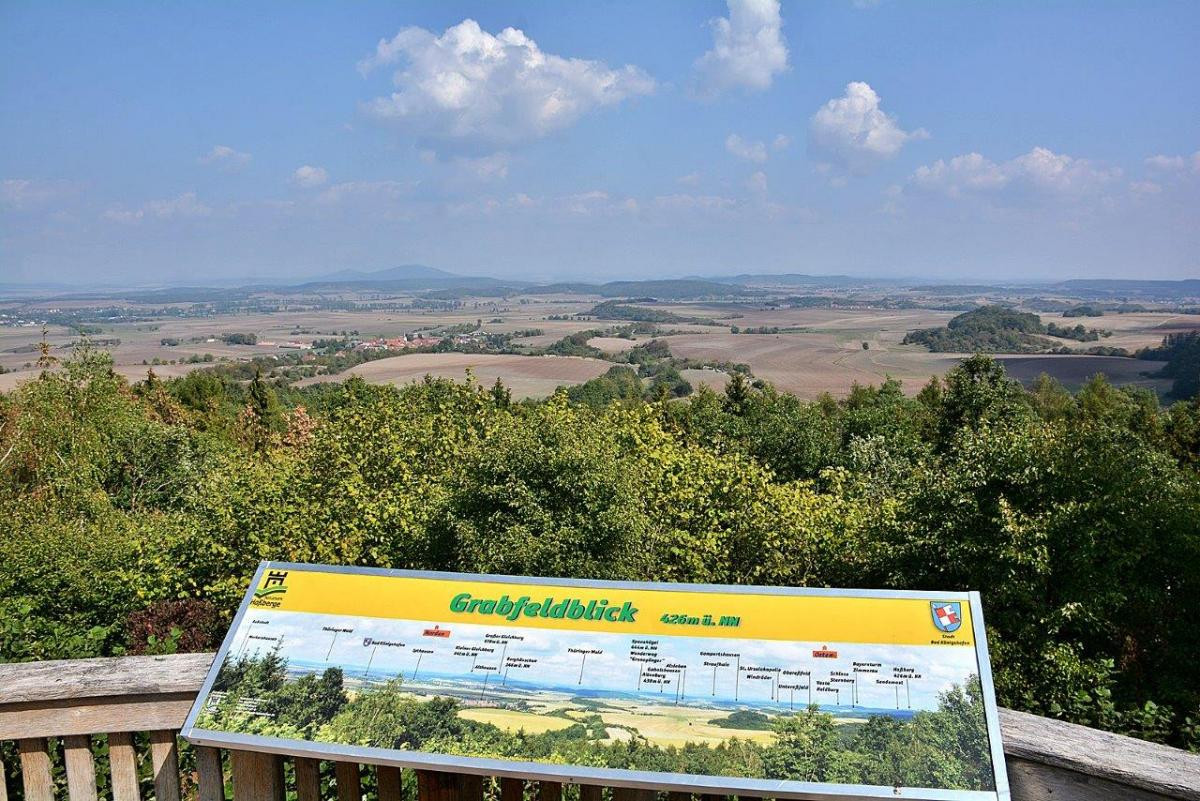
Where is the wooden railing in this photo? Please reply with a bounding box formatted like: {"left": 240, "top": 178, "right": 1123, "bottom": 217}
{"left": 2, "top": 654, "right": 1198, "bottom": 801}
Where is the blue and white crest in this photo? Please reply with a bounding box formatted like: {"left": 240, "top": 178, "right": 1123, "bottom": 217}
{"left": 931, "top": 601, "right": 962, "bottom": 633}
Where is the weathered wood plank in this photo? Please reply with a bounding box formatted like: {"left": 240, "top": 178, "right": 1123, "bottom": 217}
{"left": 0, "top": 749, "right": 9, "bottom": 801}
{"left": 63, "top": 734, "right": 99, "bottom": 801}
{"left": 537, "top": 781, "right": 561, "bottom": 801}
{"left": 294, "top": 758, "right": 321, "bottom": 801}
{"left": 231, "top": 750, "right": 284, "bottom": 801}
{"left": 335, "top": 762, "right": 361, "bottom": 801}
{"left": 0, "top": 653, "right": 214, "bottom": 704}
{"left": 998, "top": 707, "right": 1200, "bottom": 800}
{"left": 108, "top": 731, "right": 141, "bottom": 801}
{"left": 196, "top": 746, "right": 225, "bottom": 801}
{"left": 499, "top": 777, "right": 523, "bottom": 801}
{"left": 416, "top": 771, "right": 454, "bottom": 801}
{"left": 17, "top": 739, "right": 54, "bottom": 801}
{"left": 0, "top": 694, "right": 195, "bottom": 739}
{"left": 457, "top": 774, "right": 483, "bottom": 801}
{"left": 667, "top": 793, "right": 690, "bottom": 801}
{"left": 149, "top": 730, "right": 182, "bottom": 801}
{"left": 377, "top": 766, "right": 403, "bottom": 801}
{"left": 1007, "top": 755, "right": 1177, "bottom": 801}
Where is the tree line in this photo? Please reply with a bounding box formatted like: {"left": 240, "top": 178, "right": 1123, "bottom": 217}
{"left": 0, "top": 348, "right": 1198, "bottom": 751}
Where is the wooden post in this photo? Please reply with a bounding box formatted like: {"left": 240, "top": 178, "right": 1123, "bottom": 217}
{"left": 499, "top": 777, "right": 524, "bottom": 801}
{"left": 294, "top": 758, "right": 322, "bottom": 801}
{"left": 195, "top": 746, "right": 225, "bottom": 801}
{"left": 108, "top": 732, "right": 141, "bottom": 801}
{"left": 377, "top": 766, "right": 403, "bottom": 801}
{"left": 335, "top": 762, "right": 362, "bottom": 801}
{"left": 578, "top": 786, "right": 602, "bottom": 801}
{"left": 17, "top": 739, "right": 53, "bottom": 801}
{"left": 538, "top": 782, "right": 561, "bottom": 801}
{"left": 149, "top": 730, "right": 182, "bottom": 801}
{"left": 0, "top": 749, "right": 8, "bottom": 801}
{"left": 418, "top": 770, "right": 457, "bottom": 801}
{"left": 63, "top": 734, "right": 99, "bottom": 801}
{"left": 231, "top": 750, "right": 284, "bottom": 801}
{"left": 457, "top": 774, "right": 483, "bottom": 801}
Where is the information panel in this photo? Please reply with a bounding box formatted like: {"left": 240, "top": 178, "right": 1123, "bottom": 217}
{"left": 183, "top": 563, "right": 1009, "bottom": 800}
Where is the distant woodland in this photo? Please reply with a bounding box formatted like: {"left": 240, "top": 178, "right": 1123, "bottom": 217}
{"left": 1, "top": 347, "right": 1198, "bottom": 753}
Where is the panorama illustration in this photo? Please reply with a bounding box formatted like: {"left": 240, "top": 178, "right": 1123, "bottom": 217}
{"left": 195, "top": 602, "right": 996, "bottom": 792}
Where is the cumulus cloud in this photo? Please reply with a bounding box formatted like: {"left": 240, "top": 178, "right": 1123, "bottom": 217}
{"left": 653, "top": 193, "right": 738, "bottom": 213}
{"left": 725, "top": 134, "right": 768, "bottom": 163}
{"left": 693, "top": 0, "right": 788, "bottom": 97}
{"left": 316, "top": 180, "right": 413, "bottom": 205}
{"left": 0, "top": 178, "right": 77, "bottom": 210}
{"left": 104, "top": 192, "right": 212, "bottom": 223}
{"left": 454, "top": 153, "right": 510, "bottom": 181}
{"left": 200, "top": 145, "right": 251, "bottom": 170}
{"left": 677, "top": 172, "right": 701, "bottom": 186}
{"left": 911, "top": 153, "right": 1009, "bottom": 196}
{"left": 746, "top": 170, "right": 768, "bottom": 193}
{"left": 358, "top": 19, "right": 655, "bottom": 153}
{"left": 772, "top": 133, "right": 790, "bottom": 151}
{"left": 809, "top": 82, "right": 928, "bottom": 172}
{"left": 1144, "top": 151, "right": 1200, "bottom": 174}
{"left": 292, "top": 165, "right": 329, "bottom": 188}
{"left": 910, "top": 147, "right": 1120, "bottom": 197}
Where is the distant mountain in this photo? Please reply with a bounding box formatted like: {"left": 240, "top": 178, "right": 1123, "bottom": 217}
{"left": 1057, "top": 279, "right": 1200, "bottom": 300}
{"left": 294, "top": 264, "right": 525, "bottom": 293}
{"left": 704, "top": 273, "right": 878, "bottom": 288}
{"left": 526, "top": 278, "right": 753, "bottom": 300}
{"left": 302, "top": 264, "right": 458, "bottom": 284}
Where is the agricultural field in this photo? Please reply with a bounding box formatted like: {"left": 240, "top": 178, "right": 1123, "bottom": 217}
{"left": 298, "top": 352, "right": 613, "bottom": 399}
{"left": 1, "top": 292, "right": 1194, "bottom": 398}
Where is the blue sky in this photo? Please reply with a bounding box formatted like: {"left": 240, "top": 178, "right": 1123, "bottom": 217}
{"left": 2, "top": 1, "right": 1197, "bottom": 284}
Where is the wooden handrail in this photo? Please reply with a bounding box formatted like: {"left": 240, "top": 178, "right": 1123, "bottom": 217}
{"left": 2, "top": 653, "right": 1199, "bottom": 801}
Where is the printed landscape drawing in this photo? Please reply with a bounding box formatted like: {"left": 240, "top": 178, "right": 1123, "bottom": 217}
{"left": 191, "top": 569, "right": 999, "bottom": 794}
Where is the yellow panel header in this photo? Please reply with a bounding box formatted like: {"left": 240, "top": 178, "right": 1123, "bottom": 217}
{"left": 251, "top": 566, "right": 974, "bottom": 647}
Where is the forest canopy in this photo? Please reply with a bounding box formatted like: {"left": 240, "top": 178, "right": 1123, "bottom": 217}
{"left": 1, "top": 349, "right": 1198, "bottom": 752}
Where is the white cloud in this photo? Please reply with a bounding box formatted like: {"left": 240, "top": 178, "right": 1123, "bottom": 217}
{"left": 677, "top": 172, "right": 701, "bottom": 186}
{"left": 200, "top": 145, "right": 251, "bottom": 170}
{"left": 911, "top": 153, "right": 1009, "bottom": 196}
{"left": 104, "top": 192, "right": 212, "bottom": 223}
{"left": 359, "top": 19, "right": 655, "bottom": 153}
{"left": 0, "top": 178, "right": 77, "bottom": 210}
{"left": 746, "top": 170, "right": 768, "bottom": 193}
{"left": 292, "top": 165, "right": 329, "bottom": 188}
{"left": 772, "top": 133, "right": 790, "bottom": 151}
{"left": 454, "top": 153, "right": 510, "bottom": 181}
{"left": 725, "top": 134, "right": 768, "bottom": 163}
{"left": 653, "top": 193, "right": 738, "bottom": 213}
{"left": 1144, "top": 151, "right": 1200, "bottom": 174}
{"left": 1009, "top": 147, "right": 1121, "bottom": 194}
{"left": 809, "top": 82, "right": 928, "bottom": 172}
{"left": 316, "top": 180, "right": 413, "bottom": 205}
{"left": 1129, "top": 180, "right": 1162, "bottom": 196}
{"left": 910, "top": 147, "right": 1120, "bottom": 198}
{"left": 562, "top": 190, "right": 638, "bottom": 216}
{"left": 693, "top": 0, "right": 788, "bottom": 97}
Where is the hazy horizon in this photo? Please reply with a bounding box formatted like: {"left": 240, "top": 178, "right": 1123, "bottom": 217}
{"left": 3, "top": 1, "right": 1198, "bottom": 285}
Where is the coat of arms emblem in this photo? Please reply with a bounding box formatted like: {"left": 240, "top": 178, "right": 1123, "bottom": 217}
{"left": 931, "top": 601, "right": 962, "bottom": 633}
